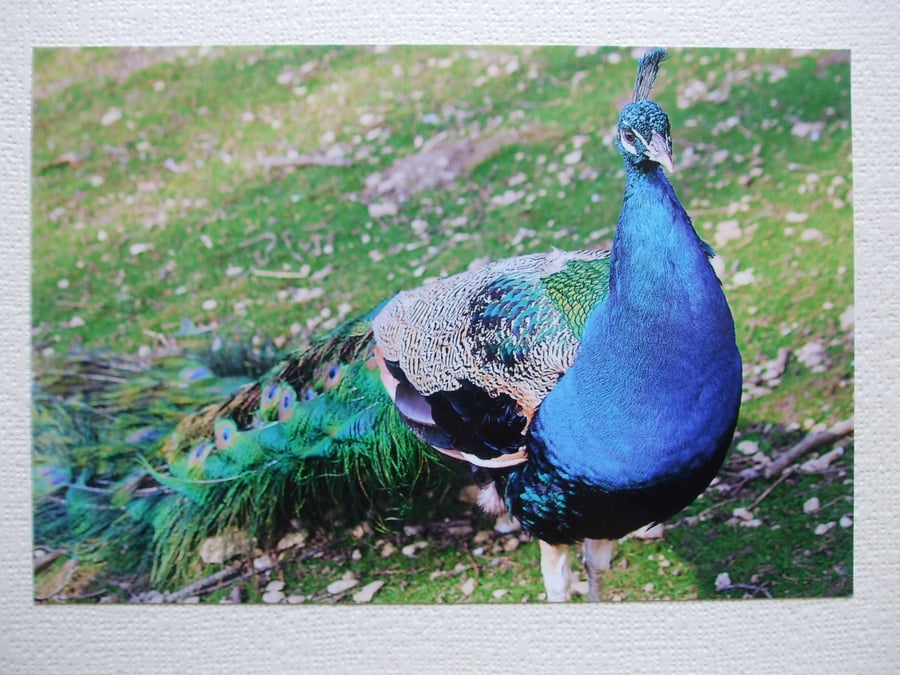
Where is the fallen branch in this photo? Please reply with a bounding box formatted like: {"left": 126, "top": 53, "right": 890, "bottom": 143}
{"left": 33, "top": 548, "right": 64, "bottom": 574}
{"left": 163, "top": 564, "right": 243, "bottom": 603}
{"left": 259, "top": 153, "right": 352, "bottom": 169}
{"left": 249, "top": 268, "right": 312, "bottom": 280}
{"left": 162, "top": 538, "right": 344, "bottom": 603}
{"left": 764, "top": 417, "right": 854, "bottom": 479}
{"left": 747, "top": 467, "right": 794, "bottom": 510}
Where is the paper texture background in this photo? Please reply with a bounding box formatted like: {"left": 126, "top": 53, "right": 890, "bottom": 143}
{"left": 3, "top": 0, "right": 897, "bottom": 671}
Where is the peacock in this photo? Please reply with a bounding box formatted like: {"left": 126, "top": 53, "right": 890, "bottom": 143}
{"left": 33, "top": 47, "right": 742, "bottom": 602}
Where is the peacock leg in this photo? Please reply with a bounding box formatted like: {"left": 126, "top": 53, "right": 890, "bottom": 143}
{"left": 583, "top": 538, "right": 616, "bottom": 602}
{"left": 539, "top": 539, "right": 573, "bottom": 602}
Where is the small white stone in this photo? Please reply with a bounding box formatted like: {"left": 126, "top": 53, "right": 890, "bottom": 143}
{"left": 803, "top": 496, "right": 821, "bottom": 514}
{"left": 736, "top": 440, "right": 759, "bottom": 456}
{"left": 752, "top": 451, "right": 772, "bottom": 466}
{"left": 814, "top": 521, "right": 836, "bottom": 535}
{"left": 491, "top": 189, "right": 525, "bottom": 206}
{"left": 714, "top": 219, "right": 742, "bottom": 247}
{"left": 262, "top": 590, "right": 285, "bottom": 604}
{"left": 796, "top": 341, "right": 830, "bottom": 371}
{"left": 326, "top": 578, "right": 359, "bottom": 595}
{"left": 101, "top": 107, "right": 123, "bottom": 126}
{"left": 563, "top": 149, "right": 582, "bottom": 165}
{"left": 265, "top": 580, "right": 285, "bottom": 593}
{"left": 733, "top": 507, "right": 754, "bottom": 521}
{"left": 732, "top": 269, "right": 756, "bottom": 286}
{"left": 353, "top": 580, "right": 385, "bottom": 603}
{"left": 253, "top": 554, "right": 274, "bottom": 571}
{"left": 129, "top": 242, "right": 153, "bottom": 256}
{"left": 800, "top": 227, "right": 823, "bottom": 241}
{"left": 714, "top": 572, "right": 732, "bottom": 591}
{"left": 401, "top": 541, "right": 429, "bottom": 557}
{"left": 839, "top": 515, "right": 853, "bottom": 528}
{"left": 368, "top": 201, "right": 398, "bottom": 218}
{"left": 359, "top": 112, "right": 378, "bottom": 126}
{"left": 460, "top": 577, "right": 477, "bottom": 596}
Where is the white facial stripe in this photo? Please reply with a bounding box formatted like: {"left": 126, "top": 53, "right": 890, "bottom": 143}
{"left": 620, "top": 129, "right": 638, "bottom": 156}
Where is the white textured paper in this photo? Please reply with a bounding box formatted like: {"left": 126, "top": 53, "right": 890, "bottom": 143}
{"left": 3, "top": 1, "right": 898, "bottom": 672}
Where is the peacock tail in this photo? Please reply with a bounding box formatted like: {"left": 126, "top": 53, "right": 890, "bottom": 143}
{"left": 33, "top": 316, "right": 444, "bottom": 585}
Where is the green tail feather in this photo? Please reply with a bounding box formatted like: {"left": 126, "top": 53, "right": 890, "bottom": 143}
{"left": 33, "top": 312, "right": 448, "bottom": 590}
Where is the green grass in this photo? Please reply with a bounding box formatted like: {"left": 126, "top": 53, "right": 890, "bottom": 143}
{"left": 31, "top": 45, "right": 853, "bottom": 603}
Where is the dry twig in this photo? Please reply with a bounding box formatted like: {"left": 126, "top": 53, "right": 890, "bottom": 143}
{"left": 747, "top": 467, "right": 794, "bottom": 510}
{"left": 259, "top": 153, "right": 352, "bottom": 169}
{"left": 764, "top": 417, "right": 854, "bottom": 479}
{"left": 162, "top": 539, "right": 344, "bottom": 603}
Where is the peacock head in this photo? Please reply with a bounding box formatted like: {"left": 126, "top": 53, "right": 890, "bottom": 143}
{"left": 614, "top": 47, "right": 674, "bottom": 173}
{"left": 615, "top": 99, "right": 674, "bottom": 173}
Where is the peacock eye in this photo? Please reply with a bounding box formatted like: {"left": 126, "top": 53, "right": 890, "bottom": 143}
{"left": 323, "top": 362, "right": 342, "bottom": 390}
{"left": 262, "top": 382, "right": 280, "bottom": 409}
{"left": 214, "top": 419, "right": 237, "bottom": 450}
{"left": 278, "top": 385, "right": 297, "bottom": 422}
{"left": 622, "top": 129, "right": 637, "bottom": 144}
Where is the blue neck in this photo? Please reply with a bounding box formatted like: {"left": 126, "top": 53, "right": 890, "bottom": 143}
{"left": 529, "top": 163, "right": 742, "bottom": 489}
{"left": 607, "top": 164, "right": 721, "bottom": 326}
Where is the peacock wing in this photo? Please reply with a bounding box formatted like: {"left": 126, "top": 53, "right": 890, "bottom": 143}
{"left": 372, "top": 249, "right": 610, "bottom": 468}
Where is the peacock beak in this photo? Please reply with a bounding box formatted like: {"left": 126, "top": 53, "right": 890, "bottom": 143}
{"left": 645, "top": 130, "right": 674, "bottom": 173}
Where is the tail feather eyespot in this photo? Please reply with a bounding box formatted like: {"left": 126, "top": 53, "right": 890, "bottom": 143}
{"left": 322, "top": 362, "right": 342, "bottom": 390}
{"left": 279, "top": 384, "right": 297, "bottom": 422}
{"left": 188, "top": 440, "right": 211, "bottom": 466}
{"left": 261, "top": 381, "right": 280, "bottom": 410}
{"left": 214, "top": 419, "right": 237, "bottom": 450}
{"left": 179, "top": 365, "right": 213, "bottom": 383}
